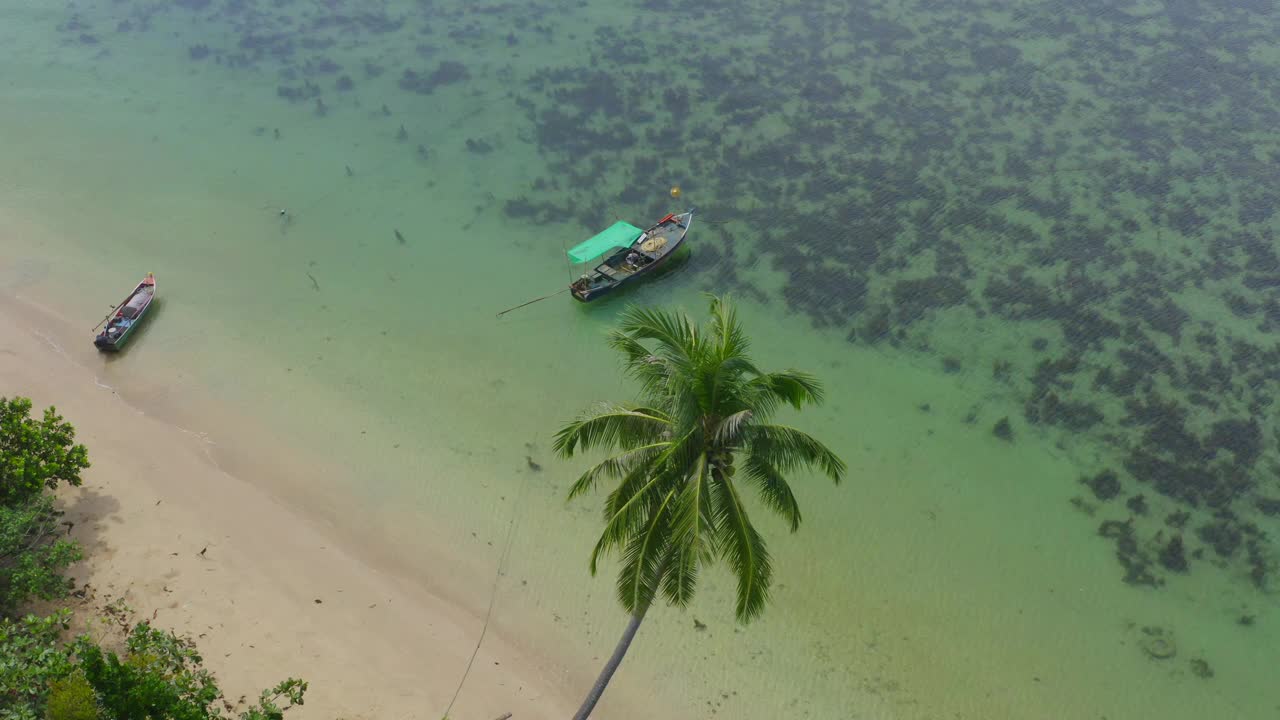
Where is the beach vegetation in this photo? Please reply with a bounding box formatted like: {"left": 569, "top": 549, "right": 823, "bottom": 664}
{"left": 0, "top": 397, "right": 90, "bottom": 615}
{"left": 44, "top": 670, "right": 98, "bottom": 720}
{"left": 0, "top": 397, "right": 90, "bottom": 506}
{"left": 74, "top": 621, "right": 306, "bottom": 720}
{"left": 0, "top": 398, "right": 306, "bottom": 720}
{"left": 0, "top": 611, "right": 307, "bottom": 720}
{"left": 554, "top": 295, "right": 845, "bottom": 718}
{"left": 0, "top": 609, "right": 75, "bottom": 714}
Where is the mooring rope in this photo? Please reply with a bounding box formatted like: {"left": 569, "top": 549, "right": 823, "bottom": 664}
{"left": 443, "top": 463, "right": 531, "bottom": 719}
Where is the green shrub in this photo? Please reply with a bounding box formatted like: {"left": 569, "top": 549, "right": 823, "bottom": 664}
{"left": 0, "top": 397, "right": 90, "bottom": 615}
{"left": 0, "top": 397, "right": 90, "bottom": 506}
{"left": 45, "top": 671, "right": 98, "bottom": 720}
{"left": 0, "top": 610, "right": 75, "bottom": 716}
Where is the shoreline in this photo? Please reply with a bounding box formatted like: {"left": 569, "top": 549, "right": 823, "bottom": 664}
{"left": 4, "top": 206, "right": 1273, "bottom": 719}
{"left": 0, "top": 294, "right": 632, "bottom": 720}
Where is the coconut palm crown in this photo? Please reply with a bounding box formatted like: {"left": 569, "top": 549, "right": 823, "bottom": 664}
{"left": 554, "top": 295, "right": 846, "bottom": 622}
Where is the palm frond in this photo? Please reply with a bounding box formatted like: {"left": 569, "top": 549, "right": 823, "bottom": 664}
{"left": 706, "top": 294, "right": 751, "bottom": 362}
{"left": 748, "top": 370, "right": 826, "bottom": 410}
{"left": 616, "top": 305, "right": 701, "bottom": 365}
{"left": 659, "top": 541, "right": 699, "bottom": 607}
{"left": 661, "top": 427, "right": 707, "bottom": 483}
{"left": 607, "top": 331, "right": 673, "bottom": 396}
{"left": 553, "top": 404, "right": 672, "bottom": 457}
{"left": 616, "top": 488, "right": 678, "bottom": 614}
{"left": 589, "top": 470, "right": 670, "bottom": 574}
{"left": 710, "top": 471, "right": 772, "bottom": 622}
{"left": 667, "top": 454, "right": 713, "bottom": 558}
{"left": 747, "top": 424, "right": 846, "bottom": 482}
{"left": 712, "top": 409, "right": 754, "bottom": 446}
{"left": 740, "top": 455, "right": 802, "bottom": 532}
{"left": 566, "top": 442, "right": 671, "bottom": 501}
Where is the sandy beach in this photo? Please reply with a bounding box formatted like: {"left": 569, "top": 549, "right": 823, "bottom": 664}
{"left": 0, "top": 296, "right": 608, "bottom": 720}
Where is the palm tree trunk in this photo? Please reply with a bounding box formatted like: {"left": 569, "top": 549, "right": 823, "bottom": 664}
{"left": 572, "top": 606, "right": 649, "bottom": 720}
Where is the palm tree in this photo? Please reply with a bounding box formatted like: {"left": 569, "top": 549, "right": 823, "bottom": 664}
{"left": 554, "top": 295, "right": 846, "bottom": 720}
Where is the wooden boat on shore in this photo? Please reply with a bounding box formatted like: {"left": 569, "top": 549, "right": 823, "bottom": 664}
{"left": 569, "top": 209, "right": 694, "bottom": 302}
{"left": 94, "top": 273, "right": 156, "bottom": 351}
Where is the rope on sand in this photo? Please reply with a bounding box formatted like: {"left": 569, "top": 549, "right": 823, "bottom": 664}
{"left": 443, "top": 465, "right": 530, "bottom": 719}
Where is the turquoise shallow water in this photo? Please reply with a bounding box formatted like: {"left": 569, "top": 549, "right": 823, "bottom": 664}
{"left": 2, "top": 0, "right": 1279, "bottom": 717}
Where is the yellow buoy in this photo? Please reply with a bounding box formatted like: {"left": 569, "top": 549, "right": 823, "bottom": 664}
{"left": 670, "top": 185, "right": 681, "bottom": 198}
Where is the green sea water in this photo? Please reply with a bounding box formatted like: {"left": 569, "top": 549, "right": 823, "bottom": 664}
{"left": 2, "top": 1, "right": 1278, "bottom": 718}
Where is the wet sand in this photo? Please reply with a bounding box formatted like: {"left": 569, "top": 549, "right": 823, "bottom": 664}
{"left": 0, "top": 295, "right": 639, "bottom": 720}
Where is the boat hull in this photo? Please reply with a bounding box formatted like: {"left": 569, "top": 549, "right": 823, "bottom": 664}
{"left": 570, "top": 246, "right": 683, "bottom": 302}
{"left": 571, "top": 210, "right": 693, "bottom": 302}
{"left": 94, "top": 275, "right": 156, "bottom": 352}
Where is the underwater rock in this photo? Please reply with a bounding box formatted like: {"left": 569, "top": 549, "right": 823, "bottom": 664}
{"left": 1125, "top": 494, "right": 1148, "bottom": 515}
{"left": 465, "top": 138, "right": 494, "bottom": 154}
{"left": 399, "top": 61, "right": 470, "bottom": 94}
{"left": 1204, "top": 418, "right": 1262, "bottom": 467}
{"left": 1189, "top": 658, "right": 1214, "bottom": 679}
{"left": 1081, "top": 470, "right": 1121, "bottom": 501}
{"left": 304, "top": 57, "right": 342, "bottom": 75}
{"left": 1256, "top": 497, "right": 1280, "bottom": 516}
{"left": 891, "top": 275, "right": 968, "bottom": 323}
{"left": 1024, "top": 389, "right": 1103, "bottom": 431}
{"left": 1197, "top": 518, "right": 1242, "bottom": 558}
{"left": 992, "top": 417, "right": 1013, "bottom": 442}
{"left": 991, "top": 359, "right": 1013, "bottom": 383}
{"left": 1246, "top": 538, "right": 1268, "bottom": 589}
{"left": 1069, "top": 497, "right": 1097, "bottom": 516}
{"left": 860, "top": 305, "right": 891, "bottom": 343}
{"left": 1158, "top": 534, "right": 1188, "bottom": 573}
{"left": 336, "top": 75, "right": 354, "bottom": 92}
{"left": 1100, "top": 519, "right": 1159, "bottom": 586}
{"left": 277, "top": 81, "right": 321, "bottom": 103}
{"left": 189, "top": 44, "right": 212, "bottom": 60}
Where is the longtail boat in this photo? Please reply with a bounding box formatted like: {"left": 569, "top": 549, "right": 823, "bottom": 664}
{"left": 568, "top": 209, "right": 694, "bottom": 302}
{"left": 94, "top": 273, "right": 156, "bottom": 351}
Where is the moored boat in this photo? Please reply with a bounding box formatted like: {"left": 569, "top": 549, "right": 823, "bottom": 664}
{"left": 94, "top": 273, "right": 156, "bottom": 351}
{"left": 569, "top": 209, "right": 694, "bottom": 302}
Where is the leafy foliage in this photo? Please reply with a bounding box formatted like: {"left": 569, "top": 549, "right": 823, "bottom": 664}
{"left": 0, "top": 398, "right": 89, "bottom": 615}
{"left": 1, "top": 613, "right": 307, "bottom": 720}
{"left": 555, "top": 295, "right": 846, "bottom": 621}
{"left": 0, "top": 494, "right": 83, "bottom": 612}
{"left": 0, "top": 610, "right": 75, "bottom": 714}
{"left": 44, "top": 671, "right": 98, "bottom": 720}
{"left": 74, "top": 622, "right": 306, "bottom": 720}
{"left": 0, "top": 398, "right": 89, "bottom": 507}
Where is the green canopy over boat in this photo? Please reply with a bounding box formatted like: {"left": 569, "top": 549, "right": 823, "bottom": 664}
{"left": 566, "top": 221, "right": 643, "bottom": 264}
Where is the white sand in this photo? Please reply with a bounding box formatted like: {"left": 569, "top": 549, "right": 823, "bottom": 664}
{"left": 0, "top": 299, "right": 601, "bottom": 720}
